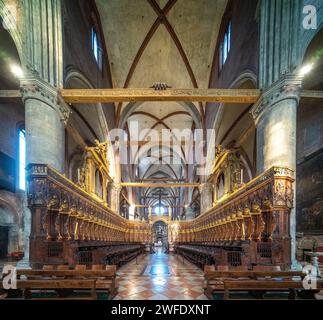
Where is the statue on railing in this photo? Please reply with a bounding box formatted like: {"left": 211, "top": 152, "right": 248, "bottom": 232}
{"left": 211, "top": 146, "right": 243, "bottom": 202}
{"left": 73, "top": 140, "right": 113, "bottom": 203}
{"left": 93, "top": 139, "right": 110, "bottom": 173}
{"left": 77, "top": 167, "right": 87, "bottom": 189}
{"left": 212, "top": 145, "right": 225, "bottom": 173}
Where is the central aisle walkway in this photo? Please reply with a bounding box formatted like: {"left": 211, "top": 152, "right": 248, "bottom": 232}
{"left": 115, "top": 248, "right": 207, "bottom": 300}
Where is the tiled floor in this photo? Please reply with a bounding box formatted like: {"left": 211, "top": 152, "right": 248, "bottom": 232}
{"left": 114, "top": 248, "right": 208, "bottom": 300}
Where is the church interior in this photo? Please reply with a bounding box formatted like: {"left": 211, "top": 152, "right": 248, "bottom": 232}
{"left": 0, "top": 0, "right": 323, "bottom": 301}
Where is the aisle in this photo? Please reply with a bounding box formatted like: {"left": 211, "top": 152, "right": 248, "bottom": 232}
{"left": 114, "top": 248, "right": 207, "bottom": 300}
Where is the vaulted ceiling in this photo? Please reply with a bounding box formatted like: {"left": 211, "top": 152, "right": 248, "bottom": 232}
{"left": 95, "top": 0, "right": 227, "bottom": 216}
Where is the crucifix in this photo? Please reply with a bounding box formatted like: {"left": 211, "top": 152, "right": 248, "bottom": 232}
{"left": 155, "top": 189, "right": 167, "bottom": 212}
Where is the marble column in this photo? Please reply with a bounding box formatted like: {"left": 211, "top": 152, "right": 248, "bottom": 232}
{"left": 252, "top": 74, "right": 302, "bottom": 174}
{"left": 199, "top": 182, "right": 213, "bottom": 214}
{"left": 21, "top": 76, "right": 70, "bottom": 172}
{"left": 111, "top": 183, "right": 122, "bottom": 214}
{"left": 16, "top": 195, "right": 31, "bottom": 269}
{"left": 258, "top": 0, "right": 302, "bottom": 88}
{"left": 185, "top": 207, "right": 195, "bottom": 220}
{"left": 15, "top": 0, "right": 65, "bottom": 268}
{"left": 251, "top": 73, "right": 302, "bottom": 268}
{"left": 24, "top": 0, "right": 64, "bottom": 87}
{"left": 17, "top": 77, "right": 69, "bottom": 269}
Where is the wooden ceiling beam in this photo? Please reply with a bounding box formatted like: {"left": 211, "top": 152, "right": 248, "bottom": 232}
{"left": 114, "top": 141, "right": 196, "bottom": 147}
{"left": 120, "top": 182, "right": 200, "bottom": 188}
{"left": 300, "top": 90, "right": 323, "bottom": 103}
{"left": 0, "top": 90, "right": 21, "bottom": 103}
{"left": 2, "top": 88, "right": 322, "bottom": 104}
{"left": 60, "top": 88, "right": 261, "bottom": 103}
{"left": 137, "top": 178, "right": 186, "bottom": 181}
{"left": 135, "top": 204, "right": 185, "bottom": 208}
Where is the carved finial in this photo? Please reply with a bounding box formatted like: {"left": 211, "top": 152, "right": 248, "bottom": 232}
{"left": 212, "top": 145, "right": 224, "bottom": 170}
{"left": 94, "top": 139, "right": 109, "bottom": 156}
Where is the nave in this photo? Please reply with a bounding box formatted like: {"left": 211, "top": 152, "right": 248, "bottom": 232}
{"left": 115, "top": 248, "right": 207, "bottom": 300}
{"left": 1, "top": 0, "right": 323, "bottom": 304}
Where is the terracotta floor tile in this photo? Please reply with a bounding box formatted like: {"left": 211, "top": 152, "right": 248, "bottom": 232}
{"left": 114, "top": 249, "right": 204, "bottom": 301}
{"left": 163, "top": 289, "right": 182, "bottom": 299}
{"left": 183, "top": 290, "right": 204, "bottom": 299}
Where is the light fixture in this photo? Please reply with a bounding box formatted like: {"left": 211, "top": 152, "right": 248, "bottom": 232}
{"left": 299, "top": 63, "right": 313, "bottom": 76}
{"left": 10, "top": 64, "right": 23, "bottom": 78}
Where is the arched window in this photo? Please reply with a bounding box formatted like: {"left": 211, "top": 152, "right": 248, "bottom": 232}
{"left": 217, "top": 173, "right": 225, "bottom": 199}
{"left": 91, "top": 27, "right": 102, "bottom": 69}
{"left": 95, "top": 169, "right": 103, "bottom": 198}
{"left": 219, "top": 20, "right": 232, "bottom": 70}
{"left": 17, "top": 128, "right": 26, "bottom": 191}
{"left": 153, "top": 205, "right": 166, "bottom": 216}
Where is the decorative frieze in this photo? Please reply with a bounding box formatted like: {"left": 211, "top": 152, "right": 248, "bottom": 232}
{"left": 251, "top": 74, "right": 302, "bottom": 124}
{"left": 20, "top": 75, "right": 70, "bottom": 124}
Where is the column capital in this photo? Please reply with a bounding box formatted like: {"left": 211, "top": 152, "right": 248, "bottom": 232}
{"left": 251, "top": 73, "right": 302, "bottom": 125}
{"left": 20, "top": 75, "right": 70, "bottom": 125}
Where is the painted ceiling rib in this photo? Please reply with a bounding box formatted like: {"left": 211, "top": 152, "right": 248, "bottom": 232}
{"left": 116, "top": 0, "right": 179, "bottom": 125}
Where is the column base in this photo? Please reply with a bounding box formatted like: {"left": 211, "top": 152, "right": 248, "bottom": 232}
{"left": 16, "top": 257, "right": 31, "bottom": 270}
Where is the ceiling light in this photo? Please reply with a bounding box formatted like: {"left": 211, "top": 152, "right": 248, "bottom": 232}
{"left": 299, "top": 63, "right": 313, "bottom": 76}
{"left": 10, "top": 64, "right": 23, "bottom": 78}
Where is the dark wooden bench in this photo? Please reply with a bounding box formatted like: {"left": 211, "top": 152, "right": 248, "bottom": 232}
{"left": 1, "top": 266, "right": 118, "bottom": 300}
{"left": 19, "top": 268, "right": 117, "bottom": 299}
{"left": 15, "top": 279, "right": 97, "bottom": 300}
{"left": 104, "top": 244, "right": 145, "bottom": 266}
{"left": 223, "top": 279, "right": 323, "bottom": 300}
{"left": 204, "top": 270, "right": 306, "bottom": 300}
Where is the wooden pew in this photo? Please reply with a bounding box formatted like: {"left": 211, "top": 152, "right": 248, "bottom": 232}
{"left": 223, "top": 279, "right": 323, "bottom": 300}
{"left": 104, "top": 244, "right": 144, "bottom": 266}
{"left": 205, "top": 270, "right": 305, "bottom": 279}
{"left": 3, "top": 268, "right": 118, "bottom": 300}
{"left": 15, "top": 279, "right": 97, "bottom": 300}
{"left": 204, "top": 270, "right": 306, "bottom": 300}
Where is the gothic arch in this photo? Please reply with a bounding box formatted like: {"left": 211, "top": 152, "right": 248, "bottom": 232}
{"left": 0, "top": 195, "right": 22, "bottom": 257}
{"left": 300, "top": 21, "right": 323, "bottom": 63}
{"left": 296, "top": 26, "right": 323, "bottom": 240}
{"left": 64, "top": 68, "right": 117, "bottom": 180}
{"left": 206, "top": 71, "right": 257, "bottom": 176}
{"left": 118, "top": 101, "right": 203, "bottom": 130}
{"left": 0, "top": 1, "right": 24, "bottom": 63}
